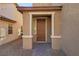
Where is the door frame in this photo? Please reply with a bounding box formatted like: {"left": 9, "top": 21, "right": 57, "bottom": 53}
{"left": 35, "top": 17, "right": 47, "bottom": 43}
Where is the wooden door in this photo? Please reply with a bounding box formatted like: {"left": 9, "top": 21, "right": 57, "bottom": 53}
{"left": 37, "top": 19, "right": 45, "bottom": 41}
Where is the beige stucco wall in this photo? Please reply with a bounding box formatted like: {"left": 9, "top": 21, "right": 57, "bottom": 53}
{"left": 0, "top": 20, "right": 18, "bottom": 45}
{"left": 0, "top": 3, "right": 23, "bottom": 45}
{"left": 62, "top": 3, "right": 79, "bottom": 55}
{"left": 0, "top": 3, "right": 23, "bottom": 26}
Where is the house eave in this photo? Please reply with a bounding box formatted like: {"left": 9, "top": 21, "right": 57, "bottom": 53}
{"left": 17, "top": 6, "right": 62, "bottom": 13}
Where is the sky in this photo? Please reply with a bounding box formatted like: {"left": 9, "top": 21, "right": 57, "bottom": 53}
{"left": 18, "top": 3, "right": 32, "bottom": 7}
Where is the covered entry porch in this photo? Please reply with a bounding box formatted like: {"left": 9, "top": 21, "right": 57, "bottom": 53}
{"left": 17, "top": 6, "right": 62, "bottom": 50}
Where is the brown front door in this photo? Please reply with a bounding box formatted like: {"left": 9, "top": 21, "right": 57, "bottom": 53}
{"left": 37, "top": 19, "right": 45, "bottom": 41}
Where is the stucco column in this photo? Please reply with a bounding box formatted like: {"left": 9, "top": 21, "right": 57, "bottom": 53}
{"left": 51, "top": 12, "right": 61, "bottom": 50}
{"left": 22, "top": 12, "right": 32, "bottom": 49}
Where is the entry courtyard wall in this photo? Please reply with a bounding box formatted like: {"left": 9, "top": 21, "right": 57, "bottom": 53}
{"left": 0, "top": 3, "right": 23, "bottom": 45}
{"left": 62, "top": 3, "right": 79, "bottom": 55}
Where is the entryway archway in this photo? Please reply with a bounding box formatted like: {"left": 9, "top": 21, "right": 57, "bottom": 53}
{"left": 29, "top": 12, "right": 55, "bottom": 49}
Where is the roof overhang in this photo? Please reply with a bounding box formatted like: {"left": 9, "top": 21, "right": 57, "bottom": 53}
{"left": 0, "top": 15, "right": 16, "bottom": 23}
{"left": 17, "top": 6, "right": 62, "bottom": 13}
